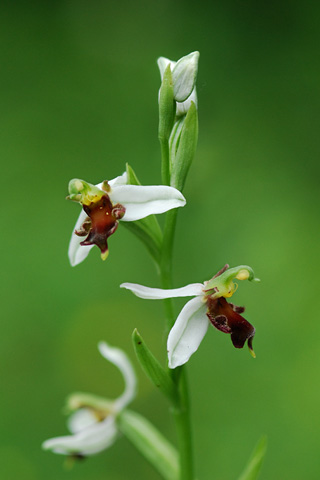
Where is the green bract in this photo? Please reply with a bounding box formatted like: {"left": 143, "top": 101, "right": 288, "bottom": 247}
{"left": 119, "top": 410, "right": 179, "bottom": 480}
{"left": 170, "top": 102, "right": 198, "bottom": 191}
{"left": 132, "top": 329, "right": 179, "bottom": 406}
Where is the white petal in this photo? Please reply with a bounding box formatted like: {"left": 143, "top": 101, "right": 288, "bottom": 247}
{"left": 42, "top": 416, "right": 117, "bottom": 456}
{"left": 68, "top": 408, "right": 98, "bottom": 434}
{"left": 110, "top": 185, "right": 186, "bottom": 221}
{"left": 176, "top": 89, "right": 198, "bottom": 117}
{"left": 157, "top": 57, "right": 176, "bottom": 79}
{"left": 98, "top": 342, "right": 136, "bottom": 411}
{"left": 120, "top": 282, "right": 204, "bottom": 299}
{"left": 167, "top": 297, "right": 208, "bottom": 369}
{"left": 68, "top": 209, "right": 94, "bottom": 267}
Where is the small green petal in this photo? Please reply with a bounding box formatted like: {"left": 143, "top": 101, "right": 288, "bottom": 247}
{"left": 205, "top": 265, "right": 259, "bottom": 299}
{"left": 68, "top": 179, "right": 105, "bottom": 206}
{"left": 65, "top": 392, "right": 115, "bottom": 415}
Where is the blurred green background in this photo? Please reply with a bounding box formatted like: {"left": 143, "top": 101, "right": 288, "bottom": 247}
{"left": 1, "top": 1, "right": 320, "bottom": 479}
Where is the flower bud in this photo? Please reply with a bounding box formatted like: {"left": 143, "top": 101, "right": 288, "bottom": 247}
{"left": 157, "top": 51, "right": 199, "bottom": 117}
{"left": 172, "top": 51, "right": 199, "bottom": 102}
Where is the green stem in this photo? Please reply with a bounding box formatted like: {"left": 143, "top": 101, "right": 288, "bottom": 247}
{"left": 160, "top": 138, "right": 170, "bottom": 186}
{"left": 160, "top": 208, "right": 178, "bottom": 335}
{"left": 172, "top": 369, "right": 194, "bottom": 480}
{"left": 159, "top": 207, "right": 194, "bottom": 480}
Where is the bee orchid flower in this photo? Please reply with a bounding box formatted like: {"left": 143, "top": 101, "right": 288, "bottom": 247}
{"left": 67, "top": 171, "right": 186, "bottom": 266}
{"left": 42, "top": 342, "right": 136, "bottom": 457}
{"left": 121, "top": 265, "right": 259, "bottom": 369}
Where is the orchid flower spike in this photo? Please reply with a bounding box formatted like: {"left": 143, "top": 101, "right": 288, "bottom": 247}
{"left": 121, "top": 264, "right": 260, "bottom": 369}
{"left": 67, "top": 170, "right": 186, "bottom": 266}
{"left": 42, "top": 342, "right": 136, "bottom": 457}
{"left": 157, "top": 51, "right": 199, "bottom": 116}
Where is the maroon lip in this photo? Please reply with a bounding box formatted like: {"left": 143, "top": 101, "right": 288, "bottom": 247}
{"left": 206, "top": 296, "right": 255, "bottom": 354}
{"left": 75, "top": 195, "right": 125, "bottom": 256}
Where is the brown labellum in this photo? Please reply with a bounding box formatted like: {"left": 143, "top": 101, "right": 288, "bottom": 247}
{"left": 206, "top": 296, "right": 255, "bottom": 354}
{"left": 75, "top": 195, "right": 125, "bottom": 258}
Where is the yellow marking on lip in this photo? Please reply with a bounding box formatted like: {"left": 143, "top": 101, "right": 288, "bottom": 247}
{"left": 101, "top": 250, "right": 109, "bottom": 261}
{"left": 249, "top": 348, "right": 256, "bottom": 359}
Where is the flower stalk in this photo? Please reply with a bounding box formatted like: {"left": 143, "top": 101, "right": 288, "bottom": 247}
{"left": 159, "top": 214, "right": 195, "bottom": 480}
{"left": 155, "top": 52, "right": 200, "bottom": 479}
{"left": 160, "top": 208, "right": 178, "bottom": 331}
{"left": 172, "top": 369, "right": 194, "bottom": 480}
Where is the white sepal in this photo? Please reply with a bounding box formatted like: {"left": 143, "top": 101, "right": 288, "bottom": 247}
{"left": 68, "top": 408, "right": 98, "bottom": 435}
{"left": 167, "top": 296, "right": 208, "bottom": 369}
{"left": 172, "top": 51, "right": 199, "bottom": 102}
{"left": 42, "top": 416, "right": 118, "bottom": 456}
{"left": 68, "top": 209, "right": 94, "bottom": 267}
{"left": 98, "top": 342, "right": 137, "bottom": 411}
{"left": 157, "top": 57, "right": 174, "bottom": 78}
{"left": 120, "top": 282, "right": 204, "bottom": 299}
{"left": 110, "top": 185, "right": 186, "bottom": 222}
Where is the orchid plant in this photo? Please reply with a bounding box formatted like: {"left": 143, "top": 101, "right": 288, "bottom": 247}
{"left": 43, "top": 52, "right": 266, "bottom": 480}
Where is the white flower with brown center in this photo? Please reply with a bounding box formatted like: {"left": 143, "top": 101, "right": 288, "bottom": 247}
{"left": 121, "top": 265, "right": 259, "bottom": 368}
{"left": 42, "top": 342, "right": 136, "bottom": 457}
{"left": 67, "top": 171, "right": 186, "bottom": 266}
